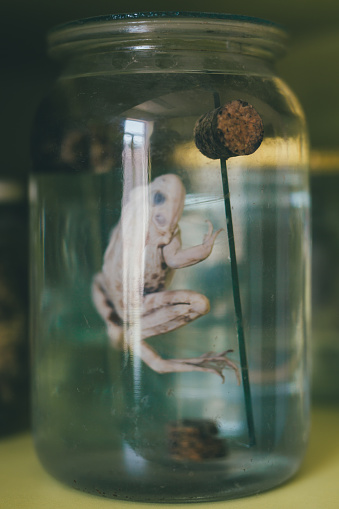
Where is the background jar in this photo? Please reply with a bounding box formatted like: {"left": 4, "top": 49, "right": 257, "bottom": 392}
{"left": 310, "top": 154, "right": 339, "bottom": 403}
{"left": 30, "top": 12, "right": 310, "bottom": 503}
{"left": 0, "top": 180, "right": 29, "bottom": 436}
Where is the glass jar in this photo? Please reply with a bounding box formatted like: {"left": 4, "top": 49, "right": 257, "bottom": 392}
{"left": 30, "top": 12, "right": 310, "bottom": 503}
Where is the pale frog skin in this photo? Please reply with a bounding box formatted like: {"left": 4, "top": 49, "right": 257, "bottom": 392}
{"left": 92, "top": 174, "right": 240, "bottom": 383}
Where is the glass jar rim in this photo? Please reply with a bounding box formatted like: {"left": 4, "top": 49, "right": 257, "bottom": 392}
{"left": 48, "top": 11, "right": 288, "bottom": 60}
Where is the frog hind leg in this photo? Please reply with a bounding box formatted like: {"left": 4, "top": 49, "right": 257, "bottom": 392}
{"left": 92, "top": 273, "right": 124, "bottom": 349}
{"left": 136, "top": 290, "right": 239, "bottom": 383}
{"left": 141, "top": 289, "right": 210, "bottom": 338}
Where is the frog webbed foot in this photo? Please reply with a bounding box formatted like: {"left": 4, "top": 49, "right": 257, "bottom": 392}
{"left": 139, "top": 342, "right": 240, "bottom": 384}
{"left": 175, "top": 350, "right": 240, "bottom": 384}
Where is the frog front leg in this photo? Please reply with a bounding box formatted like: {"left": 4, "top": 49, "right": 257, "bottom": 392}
{"left": 163, "top": 220, "right": 222, "bottom": 269}
{"left": 132, "top": 290, "right": 240, "bottom": 383}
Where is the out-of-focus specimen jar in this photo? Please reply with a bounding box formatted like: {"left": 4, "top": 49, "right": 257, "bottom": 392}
{"left": 0, "top": 180, "right": 29, "bottom": 436}
{"left": 30, "top": 12, "right": 311, "bottom": 503}
{"left": 311, "top": 152, "right": 339, "bottom": 403}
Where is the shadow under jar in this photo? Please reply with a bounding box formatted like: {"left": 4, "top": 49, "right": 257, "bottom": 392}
{"left": 30, "top": 12, "right": 311, "bottom": 503}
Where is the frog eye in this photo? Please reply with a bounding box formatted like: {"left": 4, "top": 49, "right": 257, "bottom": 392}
{"left": 153, "top": 191, "right": 166, "bottom": 206}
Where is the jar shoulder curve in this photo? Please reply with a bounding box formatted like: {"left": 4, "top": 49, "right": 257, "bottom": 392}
{"left": 31, "top": 71, "right": 308, "bottom": 175}
{"left": 272, "top": 75, "right": 308, "bottom": 124}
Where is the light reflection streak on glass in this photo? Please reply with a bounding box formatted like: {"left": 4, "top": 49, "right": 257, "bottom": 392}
{"left": 122, "top": 118, "right": 149, "bottom": 401}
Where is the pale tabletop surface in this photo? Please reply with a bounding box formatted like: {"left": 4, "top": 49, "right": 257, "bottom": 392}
{"left": 1, "top": 406, "right": 338, "bottom": 509}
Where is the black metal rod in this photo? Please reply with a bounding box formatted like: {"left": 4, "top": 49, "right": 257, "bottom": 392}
{"left": 214, "top": 92, "right": 256, "bottom": 446}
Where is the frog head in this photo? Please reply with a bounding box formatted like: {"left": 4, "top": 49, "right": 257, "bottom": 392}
{"left": 150, "top": 174, "right": 186, "bottom": 244}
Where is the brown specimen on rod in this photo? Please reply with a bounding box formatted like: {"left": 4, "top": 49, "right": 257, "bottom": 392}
{"left": 194, "top": 99, "right": 264, "bottom": 160}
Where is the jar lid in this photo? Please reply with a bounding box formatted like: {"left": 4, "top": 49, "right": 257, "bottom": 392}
{"left": 48, "top": 11, "right": 287, "bottom": 61}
